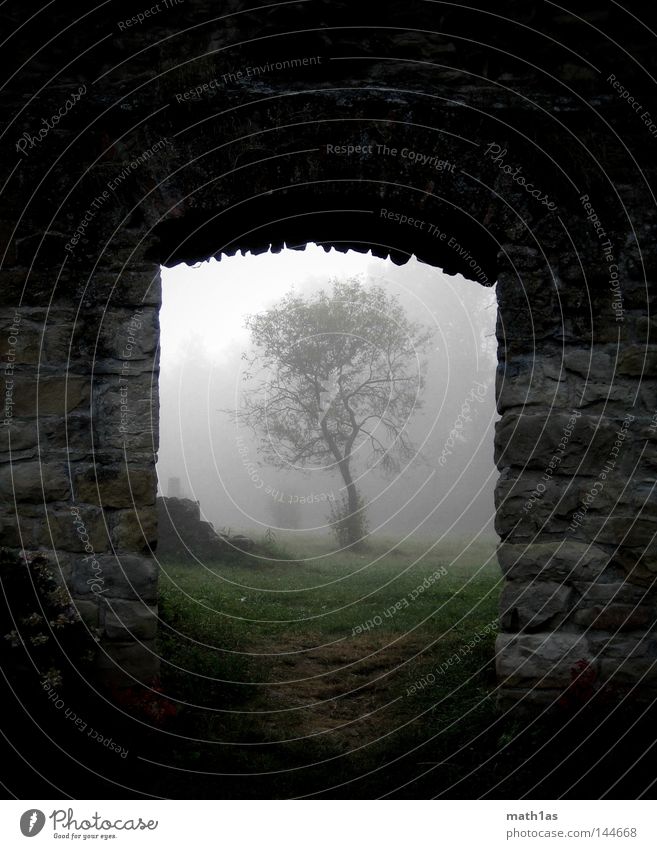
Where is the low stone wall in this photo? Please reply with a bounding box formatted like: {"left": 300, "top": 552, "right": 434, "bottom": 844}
{"left": 156, "top": 496, "right": 233, "bottom": 561}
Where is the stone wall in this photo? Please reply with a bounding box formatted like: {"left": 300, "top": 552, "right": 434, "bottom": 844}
{"left": 1, "top": 0, "right": 656, "bottom": 705}
{"left": 157, "top": 496, "right": 231, "bottom": 561}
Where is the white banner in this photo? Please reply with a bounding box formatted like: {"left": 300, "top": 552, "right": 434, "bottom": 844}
{"left": 0, "top": 800, "right": 655, "bottom": 849}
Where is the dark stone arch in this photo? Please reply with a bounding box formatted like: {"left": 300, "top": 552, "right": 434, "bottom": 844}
{"left": 1, "top": 0, "right": 656, "bottom": 717}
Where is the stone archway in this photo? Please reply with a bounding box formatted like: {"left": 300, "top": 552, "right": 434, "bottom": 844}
{"left": 2, "top": 0, "right": 656, "bottom": 713}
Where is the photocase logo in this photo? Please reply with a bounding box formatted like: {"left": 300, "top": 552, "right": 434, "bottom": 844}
{"left": 20, "top": 809, "right": 45, "bottom": 837}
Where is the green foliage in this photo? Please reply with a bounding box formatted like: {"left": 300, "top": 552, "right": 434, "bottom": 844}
{"left": 0, "top": 549, "right": 98, "bottom": 690}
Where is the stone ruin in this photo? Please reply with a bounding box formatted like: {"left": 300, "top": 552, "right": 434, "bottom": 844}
{"left": 156, "top": 496, "right": 255, "bottom": 561}
{"left": 1, "top": 1, "right": 656, "bottom": 708}
{"left": 156, "top": 497, "right": 230, "bottom": 562}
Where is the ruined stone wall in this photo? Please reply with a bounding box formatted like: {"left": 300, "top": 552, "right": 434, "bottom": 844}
{"left": 1, "top": 0, "right": 656, "bottom": 706}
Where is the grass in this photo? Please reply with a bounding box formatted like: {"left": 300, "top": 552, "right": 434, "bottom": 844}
{"left": 152, "top": 534, "right": 657, "bottom": 799}
{"left": 154, "top": 533, "right": 507, "bottom": 797}
{"left": 160, "top": 533, "right": 500, "bottom": 639}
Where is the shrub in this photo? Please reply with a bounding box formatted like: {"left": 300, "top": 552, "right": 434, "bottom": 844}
{"left": 328, "top": 492, "right": 369, "bottom": 549}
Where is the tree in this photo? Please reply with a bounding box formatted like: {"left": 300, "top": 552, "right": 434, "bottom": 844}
{"left": 233, "top": 278, "right": 433, "bottom": 547}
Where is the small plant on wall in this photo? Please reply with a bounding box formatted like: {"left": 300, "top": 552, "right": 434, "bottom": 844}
{"left": 0, "top": 548, "right": 99, "bottom": 692}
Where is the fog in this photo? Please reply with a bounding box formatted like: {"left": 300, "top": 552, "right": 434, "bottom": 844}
{"left": 156, "top": 245, "right": 499, "bottom": 543}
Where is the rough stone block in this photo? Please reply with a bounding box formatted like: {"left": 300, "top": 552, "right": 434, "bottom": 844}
{"left": 0, "top": 419, "right": 38, "bottom": 454}
{"left": 585, "top": 515, "right": 657, "bottom": 548}
{"left": 563, "top": 348, "right": 613, "bottom": 379}
{"left": 43, "top": 506, "right": 109, "bottom": 553}
{"left": 496, "top": 411, "right": 640, "bottom": 475}
{"left": 571, "top": 581, "right": 657, "bottom": 630}
{"left": 95, "top": 307, "right": 159, "bottom": 364}
{"left": 494, "top": 469, "right": 581, "bottom": 539}
{"left": 614, "top": 545, "right": 657, "bottom": 587}
{"left": 89, "top": 269, "right": 161, "bottom": 309}
{"left": 500, "top": 580, "right": 574, "bottom": 631}
{"left": 497, "top": 540, "right": 613, "bottom": 582}
{"left": 0, "top": 505, "right": 110, "bottom": 552}
{"left": 109, "top": 507, "right": 157, "bottom": 553}
{"left": 496, "top": 632, "right": 592, "bottom": 689}
{"left": 495, "top": 409, "right": 640, "bottom": 476}
{"left": 5, "top": 315, "right": 74, "bottom": 367}
{"left": 0, "top": 514, "right": 25, "bottom": 548}
{"left": 618, "top": 346, "right": 657, "bottom": 377}
{"left": 587, "top": 632, "right": 657, "bottom": 658}
{"left": 102, "top": 599, "right": 158, "bottom": 641}
{"left": 572, "top": 581, "right": 650, "bottom": 605}
{"left": 580, "top": 380, "right": 639, "bottom": 405}
{"left": 11, "top": 375, "right": 90, "bottom": 417}
{"left": 72, "top": 553, "right": 158, "bottom": 602}
{"left": 92, "top": 376, "right": 159, "bottom": 452}
{"left": 0, "top": 461, "right": 70, "bottom": 502}
{"left": 573, "top": 604, "right": 655, "bottom": 631}
{"left": 73, "top": 464, "right": 157, "bottom": 509}
{"left": 496, "top": 357, "right": 572, "bottom": 412}
{"left": 599, "top": 656, "right": 657, "bottom": 685}
{"left": 635, "top": 315, "right": 657, "bottom": 346}
{"left": 37, "top": 413, "right": 94, "bottom": 457}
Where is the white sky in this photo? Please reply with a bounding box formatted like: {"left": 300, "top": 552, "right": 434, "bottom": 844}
{"left": 157, "top": 245, "right": 499, "bottom": 534}
{"left": 160, "top": 245, "right": 380, "bottom": 367}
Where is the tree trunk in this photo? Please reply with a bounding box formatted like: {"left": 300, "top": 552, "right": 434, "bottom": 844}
{"left": 338, "top": 459, "right": 365, "bottom": 548}
{"left": 319, "top": 417, "right": 367, "bottom": 548}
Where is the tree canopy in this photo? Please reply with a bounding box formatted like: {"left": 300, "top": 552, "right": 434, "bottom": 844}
{"left": 234, "top": 277, "right": 433, "bottom": 545}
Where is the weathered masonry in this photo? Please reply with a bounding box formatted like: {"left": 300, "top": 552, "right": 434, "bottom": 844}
{"left": 1, "top": 1, "right": 657, "bottom": 710}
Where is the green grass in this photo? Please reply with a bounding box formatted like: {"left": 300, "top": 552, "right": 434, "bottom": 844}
{"left": 152, "top": 534, "right": 657, "bottom": 799}
{"left": 160, "top": 533, "right": 500, "bottom": 636}
{"left": 153, "top": 533, "right": 514, "bottom": 797}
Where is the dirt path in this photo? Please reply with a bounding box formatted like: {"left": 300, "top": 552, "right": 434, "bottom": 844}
{"left": 237, "top": 632, "right": 429, "bottom": 751}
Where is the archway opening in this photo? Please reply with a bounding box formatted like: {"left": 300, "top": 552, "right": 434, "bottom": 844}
{"left": 154, "top": 243, "right": 501, "bottom": 797}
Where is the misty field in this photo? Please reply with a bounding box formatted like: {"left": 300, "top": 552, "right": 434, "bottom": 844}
{"left": 155, "top": 535, "right": 506, "bottom": 797}
{"left": 134, "top": 535, "right": 657, "bottom": 799}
